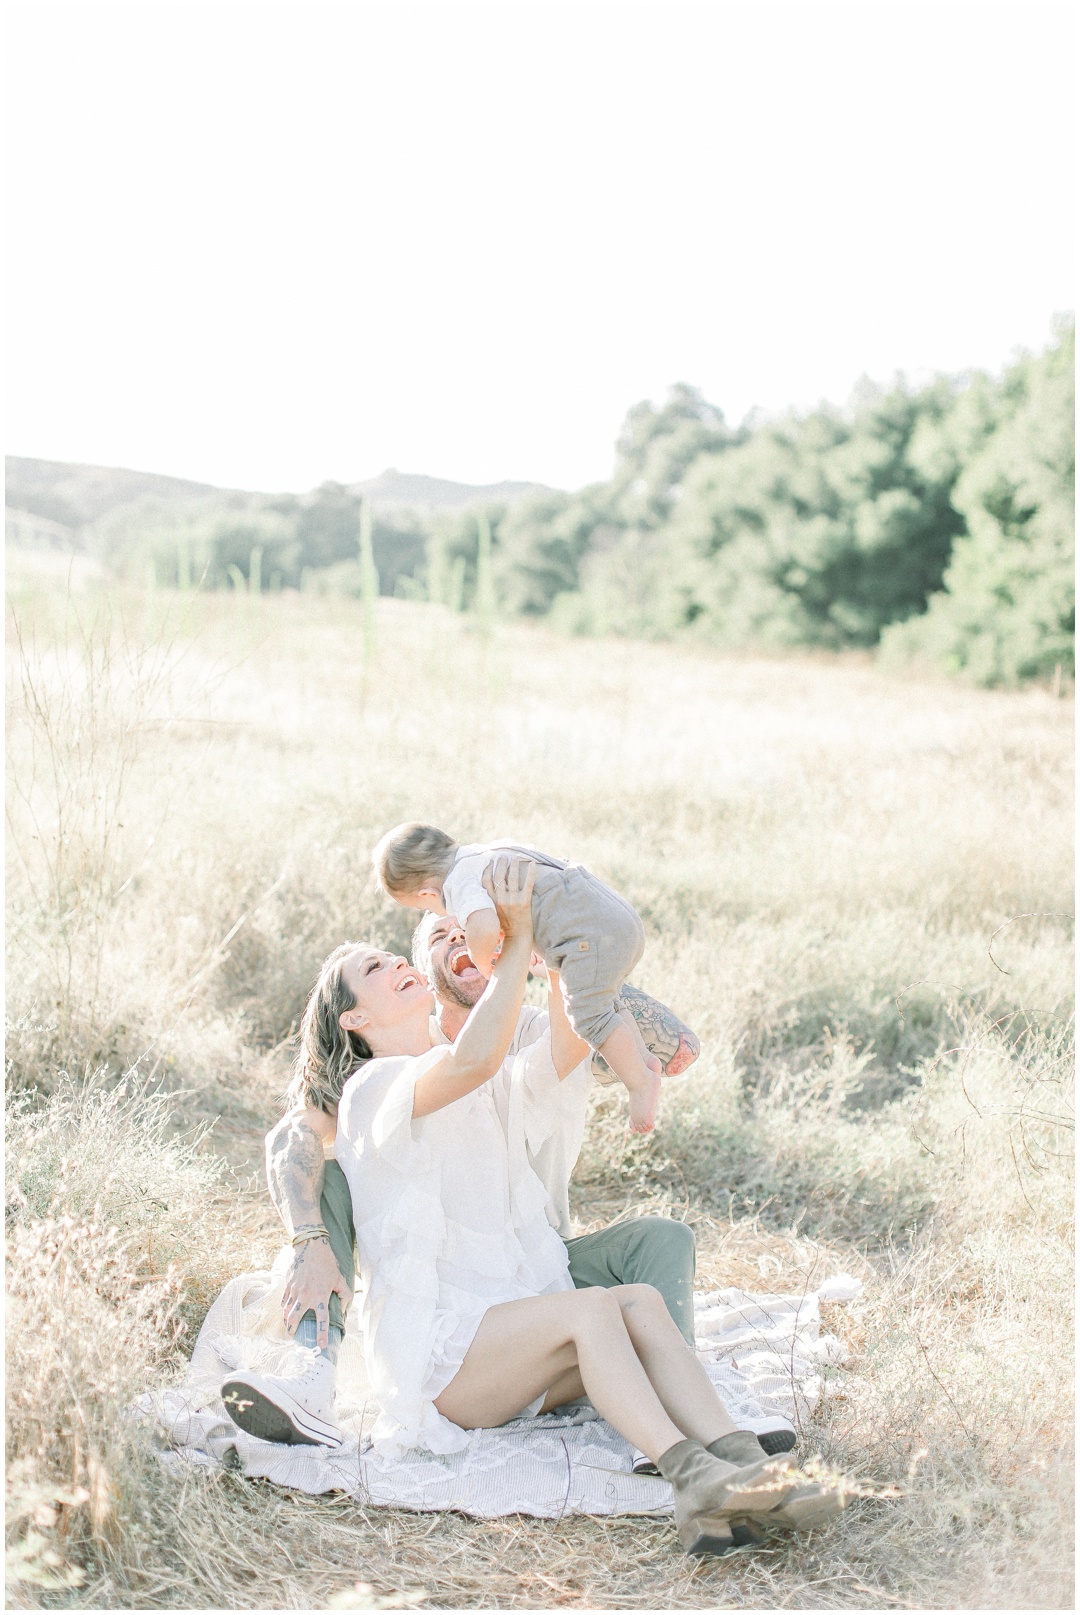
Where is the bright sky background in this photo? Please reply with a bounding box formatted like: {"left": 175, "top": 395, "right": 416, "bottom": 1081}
{"left": 6, "top": 2, "right": 1074, "bottom": 494}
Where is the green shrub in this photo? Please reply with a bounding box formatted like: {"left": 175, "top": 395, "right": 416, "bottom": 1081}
{"left": 881, "top": 322, "right": 1074, "bottom": 685}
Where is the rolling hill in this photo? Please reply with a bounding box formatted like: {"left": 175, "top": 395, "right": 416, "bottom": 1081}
{"left": 5, "top": 455, "right": 550, "bottom": 542}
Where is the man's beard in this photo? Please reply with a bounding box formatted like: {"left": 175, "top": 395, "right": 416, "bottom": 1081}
{"left": 430, "top": 956, "right": 485, "bottom": 1010}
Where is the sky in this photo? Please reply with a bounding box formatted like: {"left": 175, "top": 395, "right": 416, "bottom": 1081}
{"left": 6, "top": 1, "right": 1074, "bottom": 494}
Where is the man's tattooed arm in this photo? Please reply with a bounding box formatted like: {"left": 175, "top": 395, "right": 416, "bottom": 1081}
{"left": 592, "top": 982, "right": 701, "bottom": 1080}
{"left": 266, "top": 1108, "right": 329, "bottom": 1235}
{"left": 266, "top": 1106, "right": 351, "bottom": 1345}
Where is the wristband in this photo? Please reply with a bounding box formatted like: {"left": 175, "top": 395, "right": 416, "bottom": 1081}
{"left": 291, "top": 1224, "right": 330, "bottom": 1247}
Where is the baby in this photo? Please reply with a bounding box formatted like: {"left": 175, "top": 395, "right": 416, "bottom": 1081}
{"left": 372, "top": 823, "right": 664, "bottom": 1133}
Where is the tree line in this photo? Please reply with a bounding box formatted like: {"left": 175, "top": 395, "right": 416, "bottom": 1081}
{"left": 92, "top": 321, "right": 1073, "bottom": 686}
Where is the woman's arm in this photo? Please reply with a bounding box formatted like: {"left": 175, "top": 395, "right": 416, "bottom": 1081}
{"left": 413, "top": 857, "right": 535, "bottom": 1119}
{"left": 545, "top": 968, "right": 591, "bottom": 1079}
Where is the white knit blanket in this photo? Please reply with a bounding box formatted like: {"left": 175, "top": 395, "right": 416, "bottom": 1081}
{"left": 136, "top": 1265, "right": 861, "bottom": 1518}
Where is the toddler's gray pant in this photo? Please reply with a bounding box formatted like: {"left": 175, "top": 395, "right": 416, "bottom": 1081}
{"left": 535, "top": 865, "right": 647, "bottom": 1051}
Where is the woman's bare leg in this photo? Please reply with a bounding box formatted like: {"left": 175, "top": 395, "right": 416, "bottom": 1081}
{"left": 434, "top": 1286, "right": 734, "bottom": 1462}
{"left": 611, "top": 1284, "right": 739, "bottom": 1444}
{"left": 535, "top": 1286, "right": 741, "bottom": 1446}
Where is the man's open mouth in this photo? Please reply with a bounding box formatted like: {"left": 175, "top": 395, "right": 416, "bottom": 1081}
{"left": 449, "top": 948, "right": 478, "bottom": 978}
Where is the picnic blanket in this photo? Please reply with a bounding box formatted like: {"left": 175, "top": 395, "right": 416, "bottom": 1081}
{"left": 136, "top": 1260, "right": 861, "bottom": 1518}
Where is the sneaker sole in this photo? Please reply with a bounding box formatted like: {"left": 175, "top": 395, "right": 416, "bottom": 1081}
{"left": 221, "top": 1379, "right": 343, "bottom": 1449}
{"left": 756, "top": 1427, "right": 797, "bottom": 1455}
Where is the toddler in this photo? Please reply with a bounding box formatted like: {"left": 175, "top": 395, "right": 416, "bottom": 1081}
{"left": 373, "top": 823, "right": 663, "bottom": 1133}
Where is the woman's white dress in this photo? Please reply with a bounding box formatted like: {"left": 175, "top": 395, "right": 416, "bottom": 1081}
{"left": 335, "top": 1034, "right": 575, "bottom": 1458}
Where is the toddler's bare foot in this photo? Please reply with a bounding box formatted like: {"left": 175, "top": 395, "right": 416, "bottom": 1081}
{"left": 627, "top": 1063, "right": 662, "bottom": 1134}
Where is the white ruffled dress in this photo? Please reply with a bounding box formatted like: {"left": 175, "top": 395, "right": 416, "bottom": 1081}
{"left": 335, "top": 1035, "right": 575, "bottom": 1459}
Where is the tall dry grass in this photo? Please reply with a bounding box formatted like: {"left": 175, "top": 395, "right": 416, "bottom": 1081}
{"left": 5, "top": 547, "right": 1074, "bottom": 1608}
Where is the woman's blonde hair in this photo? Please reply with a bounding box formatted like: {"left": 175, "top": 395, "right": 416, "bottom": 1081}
{"left": 287, "top": 942, "right": 374, "bottom": 1113}
{"left": 373, "top": 821, "right": 457, "bottom": 895}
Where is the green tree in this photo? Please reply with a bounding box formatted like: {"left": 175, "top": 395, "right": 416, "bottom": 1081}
{"left": 494, "top": 487, "right": 608, "bottom": 615}
{"left": 560, "top": 378, "right": 968, "bottom": 647}
{"left": 611, "top": 382, "right": 738, "bottom": 525}
{"left": 423, "top": 503, "right": 511, "bottom": 611}
{"left": 881, "top": 323, "right": 1074, "bottom": 684}
{"left": 491, "top": 385, "right": 737, "bottom": 620}
{"left": 293, "top": 483, "right": 362, "bottom": 570}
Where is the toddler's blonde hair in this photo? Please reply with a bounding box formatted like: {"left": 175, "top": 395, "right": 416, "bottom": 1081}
{"left": 373, "top": 821, "right": 458, "bottom": 896}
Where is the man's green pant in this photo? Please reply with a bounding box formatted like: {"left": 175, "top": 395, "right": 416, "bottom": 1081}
{"left": 320, "top": 1160, "right": 356, "bottom": 1335}
{"left": 316, "top": 1160, "right": 696, "bottom": 1345}
{"left": 563, "top": 1217, "right": 697, "bottom": 1344}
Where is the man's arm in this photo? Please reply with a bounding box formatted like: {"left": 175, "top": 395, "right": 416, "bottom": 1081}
{"left": 592, "top": 983, "right": 700, "bottom": 1079}
{"left": 266, "top": 1105, "right": 352, "bottom": 1347}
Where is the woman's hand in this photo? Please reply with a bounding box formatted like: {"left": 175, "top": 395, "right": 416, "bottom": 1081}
{"left": 481, "top": 855, "right": 535, "bottom": 945}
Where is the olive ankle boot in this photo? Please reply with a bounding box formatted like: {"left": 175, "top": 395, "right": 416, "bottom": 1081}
{"left": 656, "top": 1438, "right": 796, "bottom": 1555}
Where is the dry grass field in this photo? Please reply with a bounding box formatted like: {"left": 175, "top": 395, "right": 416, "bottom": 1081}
{"left": 6, "top": 547, "right": 1074, "bottom": 1610}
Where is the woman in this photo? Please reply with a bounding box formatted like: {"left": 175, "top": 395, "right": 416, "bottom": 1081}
{"left": 289, "top": 857, "right": 841, "bottom": 1554}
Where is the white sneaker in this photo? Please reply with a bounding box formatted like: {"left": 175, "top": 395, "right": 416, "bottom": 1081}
{"left": 221, "top": 1351, "right": 342, "bottom": 1448}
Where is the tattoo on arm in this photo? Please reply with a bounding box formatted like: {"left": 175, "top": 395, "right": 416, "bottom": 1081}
{"left": 289, "top": 1238, "right": 332, "bottom": 1272}
{"left": 591, "top": 982, "right": 701, "bottom": 1077}
{"left": 266, "top": 1113, "right": 328, "bottom": 1238}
